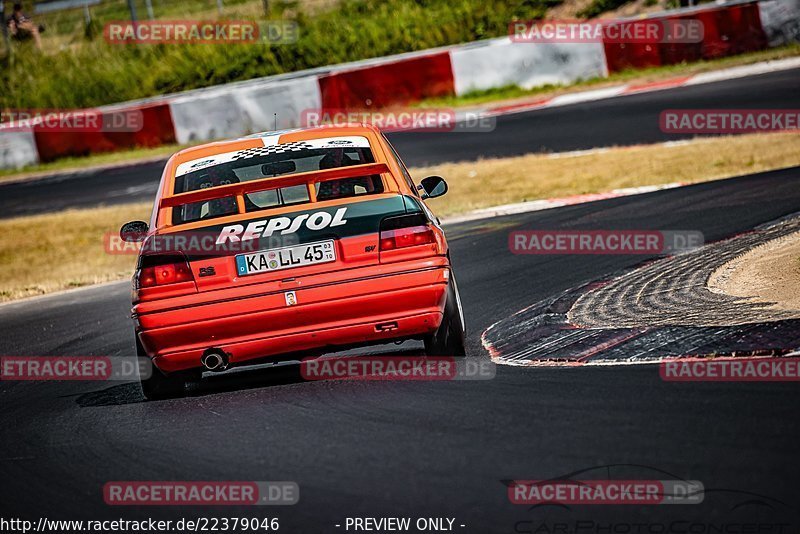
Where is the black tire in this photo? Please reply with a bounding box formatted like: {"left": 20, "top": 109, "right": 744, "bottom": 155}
{"left": 136, "top": 336, "right": 201, "bottom": 400}
{"left": 424, "top": 273, "right": 466, "bottom": 357}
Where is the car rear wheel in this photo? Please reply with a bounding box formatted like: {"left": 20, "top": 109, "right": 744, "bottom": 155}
{"left": 136, "top": 336, "right": 201, "bottom": 400}
{"left": 424, "top": 273, "right": 466, "bottom": 357}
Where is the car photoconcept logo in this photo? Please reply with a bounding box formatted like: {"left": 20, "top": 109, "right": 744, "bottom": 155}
{"left": 189, "top": 159, "right": 216, "bottom": 169}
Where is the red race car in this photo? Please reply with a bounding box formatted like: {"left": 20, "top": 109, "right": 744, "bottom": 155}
{"left": 121, "top": 124, "right": 466, "bottom": 399}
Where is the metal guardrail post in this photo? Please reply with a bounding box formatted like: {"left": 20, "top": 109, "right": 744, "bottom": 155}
{"left": 127, "top": 0, "right": 138, "bottom": 23}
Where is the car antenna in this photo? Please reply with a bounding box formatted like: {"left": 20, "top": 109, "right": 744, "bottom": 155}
{"left": 274, "top": 113, "right": 277, "bottom": 131}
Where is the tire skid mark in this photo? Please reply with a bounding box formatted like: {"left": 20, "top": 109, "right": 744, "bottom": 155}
{"left": 571, "top": 216, "right": 800, "bottom": 329}
{"left": 482, "top": 214, "right": 800, "bottom": 367}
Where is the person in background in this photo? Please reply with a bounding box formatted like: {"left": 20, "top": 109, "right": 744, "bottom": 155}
{"left": 7, "top": 3, "right": 42, "bottom": 49}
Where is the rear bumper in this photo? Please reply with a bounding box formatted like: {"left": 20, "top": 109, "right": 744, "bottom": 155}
{"left": 135, "top": 259, "right": 449, "bottom": 373}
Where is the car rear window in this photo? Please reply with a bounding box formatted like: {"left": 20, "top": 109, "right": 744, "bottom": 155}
{"left": 171, "top": 143, "right": 383, "bottom": 225}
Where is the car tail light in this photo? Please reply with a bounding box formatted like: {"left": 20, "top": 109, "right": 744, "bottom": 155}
{"left": 379, "top": 213, "right": 435, "bottom": 251}
{"left": 136, "top": 255, "right": 194, "bottom": 289}
{"left": 379, "top": 226, "right": 435, "bottom": 250}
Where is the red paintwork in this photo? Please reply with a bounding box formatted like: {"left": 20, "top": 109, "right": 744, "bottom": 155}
{"left": 34, "top": 103, "right": 176, "bottom": 163}
{"left": 318, "top": 52, "right": 455, "bottom": 109}
{"left": 603, "top": 3, "right": 767, "bottom": 73}
{"left": 131, "top": 124, "right": 450, "bottom": 373}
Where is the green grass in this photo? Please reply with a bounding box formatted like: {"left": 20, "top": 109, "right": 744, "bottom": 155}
{"left": 0, "top": 0, "right": 561, "bottom": 109}
{"left": 38, "top": 0, "right": 263, "bottom": 37}
{"left": 416, "top": 43, "right": 800, "bottom": 108}
{"left": 1, "top": 42, "right": 797, "bottom": 181}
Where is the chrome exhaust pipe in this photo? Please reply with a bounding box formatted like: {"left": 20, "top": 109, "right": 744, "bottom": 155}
{"left": 201, "top": 349, "right": 229, "bottom": 372}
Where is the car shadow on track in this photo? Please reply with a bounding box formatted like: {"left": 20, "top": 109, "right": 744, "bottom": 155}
{"left": 74, "top": 364, "right": 308, "bottom": 407}
{"left": 76, "top": 343, "right": 427, "bottom": 407}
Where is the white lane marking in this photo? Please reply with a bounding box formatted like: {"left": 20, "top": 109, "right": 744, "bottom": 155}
{"left": 491, "top": 354, "right": 799, "bottom": 368}
{"left": 685, "top": 56, "right": 800, "bottom": 86}
{"left": 547, "top": 86, "right": 628, "bottom": 107}
{"left": 476, "top": 57, "right": 800, "bottom": 120}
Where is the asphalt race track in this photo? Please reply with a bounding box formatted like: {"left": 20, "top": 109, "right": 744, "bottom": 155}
{"left": 2, "top": 162, "right": 800, "bottom": 530}
{"left": 1, "top": 67, "right": 798, "bottom": 218}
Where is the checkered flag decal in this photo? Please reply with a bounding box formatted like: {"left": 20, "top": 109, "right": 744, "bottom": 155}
{"left": 231, "top": 142, "right": 316, "bottom": 161}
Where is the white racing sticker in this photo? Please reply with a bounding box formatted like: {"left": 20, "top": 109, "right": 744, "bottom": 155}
{"left": 217, "top": 207, "right": 348, "bottom": 244}
{"left": 242, "top": 128, "right": 303, "bottom": 144}
{"left": 174, "top": 136, "right": 371, "bottom": 177}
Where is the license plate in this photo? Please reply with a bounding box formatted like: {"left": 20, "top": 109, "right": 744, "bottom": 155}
{"left": 235, "top": 240, "right": 336, "bottom": 276}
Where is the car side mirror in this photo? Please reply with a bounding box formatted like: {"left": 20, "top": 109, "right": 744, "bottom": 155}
{"left": 120, "top": 220, "right": 149, "bottom": 242}
{"left": 418, "top": 176, "right": 448, "bottom": 199}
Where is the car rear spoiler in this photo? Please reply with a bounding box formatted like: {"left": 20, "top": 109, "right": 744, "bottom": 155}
{"left": 160, "top": 162, "right": 391, "bottom": 209}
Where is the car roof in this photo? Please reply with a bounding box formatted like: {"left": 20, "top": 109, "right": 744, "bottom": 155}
{"left": 151, "top": 123, "right": 408, "bottom": 231}
{"left": 170, "top": 123, "right": 384, "bottom": 166}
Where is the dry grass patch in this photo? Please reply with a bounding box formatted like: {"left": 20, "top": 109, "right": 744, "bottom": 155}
{"left": 0, "top": 202, "right": 151, "bottom": 301}
{"left": 419, "top": 133, "right": 800, "bottom": 217}
{"left": 2, "top": 132, "right": 799, "bottom": 302}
